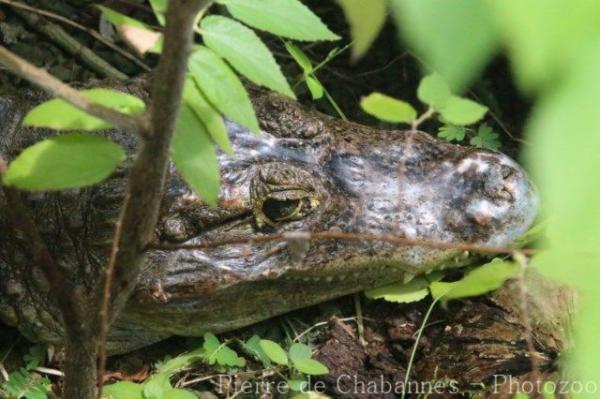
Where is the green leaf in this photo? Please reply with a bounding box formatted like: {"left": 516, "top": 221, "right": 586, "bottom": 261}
{"left": 287, "top": 379, "right": 308, "bottom": 392}
{"left": 288, "top": 343, "right": 312, "bottom": 363}
{"left": 96, "top": 5, "right": 148, "bottom": 28}
{"left": 360, "top": 92, "right": 417, "bottom": 123}
{"left": 164, "top": 389, "right": 198, "bottom": 399}
{"left": 470, "top": 123, "right": 501, "bottom": 150}
{"left": 24, "top": 345, "right": 46, "bottom": 371}
{"left": 417, "top": 73, "right": 452, "bottom": 110}
{"left": 389, "top": 0, "right": 498, "bottom": 92}
{"left": 244, "top": 335, "right": 271, "bottom": 366}
{"left": 284, "top": 41, "right": 313, "bottom": 73}
{"left": 171, "top": 105, "right": 220, "bottom": 206}
{"left": 365, "top": 276, "right": 430, "bottom": 303}
{"left": 293, "top": 358, "right": 329, "bottom": 375}
{"left": 155, "top": 349, "right": 204, "bottom": 375}
{"left": 183, "top": 77, "right": 233, "bottom": 155}
{"left": 201, "top": 16, "right": 295, "bottom": 98}
{"left": 439, "top": 96, "right": 487, "bottom": 125}
{"left": 225, "top": 0, "right": 339, "bottom": 41}
{"left": 102, "top": 381, "right": 144, "bottom": 399}
{"left": 216, "top": 346, "right": 246, "bottom": 367}
{"left": 305, "top": 76, "right": 324, "bottom": 100}
{"left": 143, "top": 374, "right": 171, "bottom": 399}
{"left": 3, "top": 134, "right": 125, "bottom": 191}
{"left": 23, "top": 89, "right": 145, "bottom": 131}
{"left": 335, "top": 0, "right": 387, "bottom": 60}
{"left": 148, "top": 0, "right": 167, "bottom": 26}
{"left": 437, "top": 125, "right": 466, "bottom": 142}
{"left": 259, "top": 339, "right": 288, "bottom": 365}
{"left": 188, "top": 46, "right": 259, "bottom": 133}
{"left": 430, "top": 259, "right": 519, "bottom": 300}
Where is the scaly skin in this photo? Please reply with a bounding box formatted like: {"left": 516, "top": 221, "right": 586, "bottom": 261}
{"left": 0, "top": 85, "right": 537, "bottom": 354}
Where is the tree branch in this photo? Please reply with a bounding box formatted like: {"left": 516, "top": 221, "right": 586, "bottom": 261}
{"left": 147, "top": 231, "right": 536, "bottom": 256}
{"left": 0, "top": 45, "right": 147, "bottom": 133}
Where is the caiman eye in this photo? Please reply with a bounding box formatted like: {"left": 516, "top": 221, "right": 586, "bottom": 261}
{"left": 262, "top": 197, "right": 302, "bottom": 222}
{"left": 255, "top": 191, "right": 319, "bottom": 227}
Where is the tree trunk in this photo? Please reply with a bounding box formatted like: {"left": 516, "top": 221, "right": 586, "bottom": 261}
{"left": 62, "top": 334, "right": 98, "bottom": 399}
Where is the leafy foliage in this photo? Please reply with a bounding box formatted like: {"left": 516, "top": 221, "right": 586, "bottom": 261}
{"left": 360, "top": 93, "right": 416, "bottom": 123}
{"left": 3, "top": 134, "right": 125, "bottom": 191}
{"left": 23, "top": 89, "right": 145, "bottom": 131}
{"left": 224, "top": 0, "right": 340, "bottom": 41}
{"left": 334, "top": 0, "right": 387, "bottom": 60}
{"left": 200, "top": 16, "right": 295, "bottom": 98}
{"left": 470, "top": 123, "right": 501, "bottom": 150}
{"left": 2, "top": 345, "right": 50, "bottom": 399}
{"left": 437, "top": 125, "right": 466, "bottom": 142}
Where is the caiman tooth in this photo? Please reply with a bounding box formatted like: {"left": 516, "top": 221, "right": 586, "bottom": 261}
{"left": 403, "top": 273, "right": 415, "bottom": 283}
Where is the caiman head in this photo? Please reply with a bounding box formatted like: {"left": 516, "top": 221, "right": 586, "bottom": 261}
{"left": 0, "top": 88, "right": 537, "bottom": 353}
{"left": 117, "top": 89, "right": 537, "bottom": 350}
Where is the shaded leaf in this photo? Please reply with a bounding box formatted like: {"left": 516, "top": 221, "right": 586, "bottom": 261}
{"left": 287, "top": 379, "right": 308, "bottom": 392}
{"left": 225, "top": 0, "right": 339, "bottom": 41}
{"left": 244, "top": 335, "right": 271, "bottom": 366}
{"left": 470, "top": 123, "right": 500, "bottom": 150}
{"left": 335, "top": 0, "right": 387, "bottom": 60}
{"left": 293, "top": 358, "right": 329, "bottom": 375}
{"left": 3, "top": 134, "right": 125, "bottom": 191}
{"left": 430, "top": 259, "right": 519, "bottom": 300}
{"left": 437, "top": 125, "right": 466, "bottom": 142}
{"left": 417, "top": 73, "right": 452, "bottom": 110}
{"left": 171, "top": 105, "right": 220, "bottom": 206}
{"left": 188, "top": 46, "right": 259, "bottom": 133}
{"left": 288, "top": 343, "right": 312, "bottom": 363}
{"left": 201, "top": 16, "right": 295, "bottom": 98}
{"left": 259, "top": 339, "right": 288, "bottom": 365}
{"left": 439, "top": 96, "right": 487, "bottom": 125}
{"left": 183, "top": 77, "right": 233, "bottom": 154}
{"left": 389, "top": 0, "right": 498, "bottom": 91}
{"left": 360, "top": 92, "right": 416, "bottom": 123}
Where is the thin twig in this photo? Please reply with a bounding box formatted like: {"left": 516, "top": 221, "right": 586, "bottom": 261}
{"left": 0, "top": 45, "right": 147, "bottom": 134}
{"left": 147, "top": 231, "right": 536, "bottom": 256}
{"left": 411, "top": 107, "right": 434, "bottom": 131}
{"left": 96, "top": 194, "right": 129, "bottom": 393}
{"left": 0, "top": 0, "right": 151, "bottom": 72}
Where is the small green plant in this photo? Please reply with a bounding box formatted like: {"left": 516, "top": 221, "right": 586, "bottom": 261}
{"left": 1, "top": 345, "right": 51, "bottom": 399}
{"left": 360, "top": 73, "right": 496, "bottom": 150}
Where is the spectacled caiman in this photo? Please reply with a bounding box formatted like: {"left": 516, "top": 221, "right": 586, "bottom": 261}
{"left": 0, "top": 84, "right": 537, "bottom": 354}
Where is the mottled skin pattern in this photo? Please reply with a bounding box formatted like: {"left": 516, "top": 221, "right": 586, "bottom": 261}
{"left": 0, "top": 85, "right": 537, "bottom": 354}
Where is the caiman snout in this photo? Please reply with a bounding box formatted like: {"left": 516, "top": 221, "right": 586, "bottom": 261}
{"left": 459, "top": 151, "right": 538, "bottom": 245}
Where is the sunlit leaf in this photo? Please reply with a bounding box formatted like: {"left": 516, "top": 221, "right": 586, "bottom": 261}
{"left": 259, "top": 339, "right": 288, "bottom": 365}
{"left": 23, "top": 89, "right": 145, "bottom": 131}
{"left": 360, "top": 92, "right": 417, "bottom": 123}
{"left": 365, "top": 276, "right": 431, "bottom": 303}
{"left": 102, "top": 381, "right": 144, "bottom": 399}
{"left": 183, "top": 77, "right": 233, "bottom": 155}
{"left": 3, "top": 134, "right": 125, "bottom": 191}
{"left": 389, "top": 0, "right": 498, "bottom": 91}
{"left": 171, "top": 104, "right": 220, "bottom": 206}
{"left": 201, "top": 16, "right": 294, "bottom": 98}
{"left": 285, "top": 41, "right": 313, "bottom": 73}
{"left": 225, "top": 0, "right": 339, "bottom": 41}
{"left": 430, "top": 259, "right": 519, "bottom": 300}
{"left": 188, "top": 46, "right": 259, "bottom": 133}
{"left": 149, "top": 0, "right": 167, "bottom": 26}
{"left": 335, "top": 0, "right": 387, "bottom": 60}
{"left": 417, "top": 73, "right": 452, "bottom": 110}
{"left": 142, "top": 374, "right": 171, "bottom": 399}
{"left": 305, "top": 76, "right": 324, "bottom": 100}
{"left": 96, "top": 5, "right": 147, "bottom": 28}
{"left": 438, "top": 96, "right": 487, "bottom": 125}
{"left": 293, "top": 358, "right": 329, "bottom": 375}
